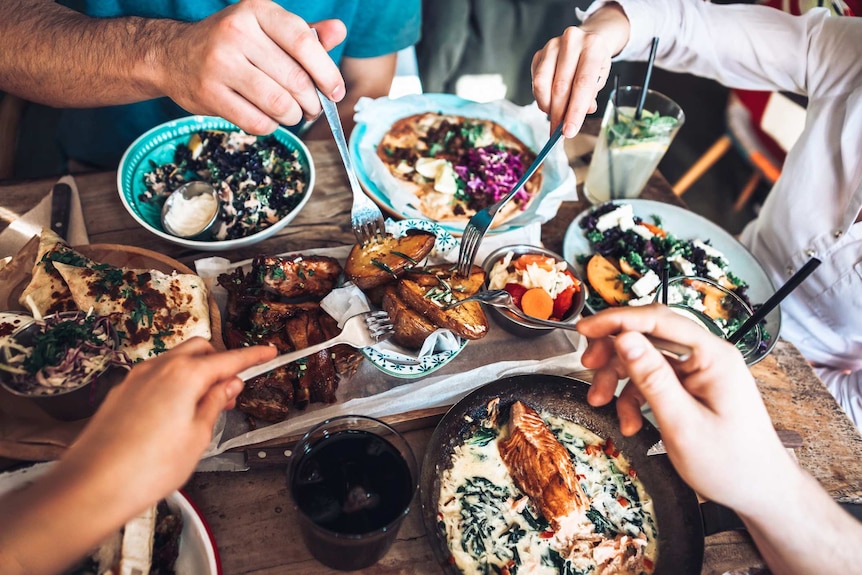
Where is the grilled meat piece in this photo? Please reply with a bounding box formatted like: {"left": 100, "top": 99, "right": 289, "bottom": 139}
{"left": 255, "top": 254, "right": 342, "bottom": 299}
{"left": 283, "top": 307, "right": 338, "bottom": 404}
{"left": 498, "top": 401, "right": 589, "bottom": 529}
{"left": 218, "top": 260, "right": 351, "bottom": 422}
{"left": 237, "top": 365, "right": 297, "bottom": 422}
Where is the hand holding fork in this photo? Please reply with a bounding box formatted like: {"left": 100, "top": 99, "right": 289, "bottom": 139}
{"left": 456, "top": 123, "right": 564, "bottom": 277}
{"left": 313, "top": 31, "right": 386, "bottom": 247}
{"left": 236, "top": 311, "right": 394, "bottom": 381}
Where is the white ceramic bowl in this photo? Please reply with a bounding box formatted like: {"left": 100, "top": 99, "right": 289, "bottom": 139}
{"left": 118, "top": 115, "right": 314, "bottom": 252}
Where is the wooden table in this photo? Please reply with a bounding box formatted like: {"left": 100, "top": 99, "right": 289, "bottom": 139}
{"left": 2, "top": 124, "right": 861, "bottom": 575}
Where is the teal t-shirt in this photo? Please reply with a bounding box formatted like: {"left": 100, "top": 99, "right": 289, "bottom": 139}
{"left": 56, "top": 0, "right": 420, "bottom": 168}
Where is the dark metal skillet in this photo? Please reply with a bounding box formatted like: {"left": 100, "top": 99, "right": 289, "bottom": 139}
{"left": 420, "top": 374, "right": 707, "bottom": 574}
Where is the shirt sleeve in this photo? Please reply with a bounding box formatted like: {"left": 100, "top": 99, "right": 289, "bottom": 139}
{"left": 581, "top": 0, "right": 862, "bottom": 100}
{"left": 342, "top": 0, "right": 421, "bottom": 59}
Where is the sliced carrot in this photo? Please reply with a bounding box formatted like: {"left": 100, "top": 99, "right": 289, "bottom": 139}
{"left": 513, "top": 253, "right": 555, "bottom": 271}
{"left": 520, "top": 287, "right": 554, "bottom": 320}
{"left": 641, "top": 222, "right": 667, "bottom": 237}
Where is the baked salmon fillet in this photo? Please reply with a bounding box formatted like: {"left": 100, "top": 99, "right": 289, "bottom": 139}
{"left": 498, "top": 401, "right": 589, "bottom": 528}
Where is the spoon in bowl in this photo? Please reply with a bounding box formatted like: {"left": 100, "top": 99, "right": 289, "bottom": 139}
{"left": 160, "top": 181, "right": 220, "bottom": 239}
{"left": 444, "top": 290, "right": 692, "bottom": 361}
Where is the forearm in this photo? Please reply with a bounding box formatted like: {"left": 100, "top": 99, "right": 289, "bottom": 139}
{"left": 0, "top": 0, "right": 177, "bottom": 107}
{"left": 583, "top": 0, "right": 812, "bottom": 94}
{"left": 739, "top": 465, "right": 862, "bottom": 574}
{"left": 0, "top": 462, "right": 144, "bottom": 575}
{"left": 578, "top": 2, "right": 630, "bottom": 59}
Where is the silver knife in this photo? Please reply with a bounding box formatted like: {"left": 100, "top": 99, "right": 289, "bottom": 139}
{"left": 647, "top": 429, "right": 803, "bottom": 456}
{"left": 50, "top": 182, "right": 72, "bottom": 241}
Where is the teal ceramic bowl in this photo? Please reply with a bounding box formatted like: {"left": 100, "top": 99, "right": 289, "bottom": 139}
{"left": 117, "top": 115, "right": 314, "bottom": 251}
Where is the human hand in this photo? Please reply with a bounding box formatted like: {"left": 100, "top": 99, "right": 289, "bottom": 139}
{"left": 59, "top": 338, "right": 276, "bottom": 510}
{"left": 158, "top": 0, "right": 347, "bottom": 135}
{"left": 531, "top": 3, "right": 630, "bottom": 138}
{"left": 577, "top": 304, "right": 793, "bottom": 509}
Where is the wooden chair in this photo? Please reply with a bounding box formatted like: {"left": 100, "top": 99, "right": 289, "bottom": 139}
{"left": 672, "top": 90, "right": 798, "bottom": 211}
{"left": 672, "top": 0, "right": 856, "bottom": 211}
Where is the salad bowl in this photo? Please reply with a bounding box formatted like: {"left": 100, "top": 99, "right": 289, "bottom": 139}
{"left": 481, "top": 244, "right": 585, "bottom": 338}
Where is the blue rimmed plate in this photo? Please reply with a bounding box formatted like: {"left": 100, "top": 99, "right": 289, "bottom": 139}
{"left": 117, "top": 115, "right": 314, "bottom": 252}
{"left": 348, "top": 93, "right": 573, "bottom": 237}
{"left": 359, "top": 218, "right": 468, "bottom": 379}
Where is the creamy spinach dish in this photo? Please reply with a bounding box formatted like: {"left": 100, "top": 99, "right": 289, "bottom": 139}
{"left": 438, "top": 402, "right": 658, "bottom": 574}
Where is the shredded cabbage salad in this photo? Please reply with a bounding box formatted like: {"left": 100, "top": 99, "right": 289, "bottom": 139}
{"left": 0, "top": 313, "right": 132, "bottom": 396}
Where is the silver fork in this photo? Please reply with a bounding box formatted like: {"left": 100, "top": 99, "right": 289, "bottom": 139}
{"left": 316, "top": 89, "right": 386, "bottom": 246}
{"left": 236, "top": 311, "right": 394, "bottom": 381}
{"left": 456, "top": 123, "right": 564, "bottom": 276}
{"left": 443, "top": 290, "right": 693, "bottom": 361}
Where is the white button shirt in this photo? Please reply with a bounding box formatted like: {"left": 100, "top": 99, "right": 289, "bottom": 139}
{"left": 584, "top": 1, "right": 862, "bottom": 425}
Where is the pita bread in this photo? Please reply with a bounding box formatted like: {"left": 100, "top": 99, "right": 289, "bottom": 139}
{"left": 377, "top": 112, "right": 542, "bottom": 225}
{"left": 54, "top": 261, "right": 211, "bottom": 362}
{"left": 18, "top": 229, "right": 92, "bottom": 316}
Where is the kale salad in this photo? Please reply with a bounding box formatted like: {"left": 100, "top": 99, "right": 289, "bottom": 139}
{"left": 141, "top": 130, "right": 308, "bottom": 241}
{"left": 577, "top": 202, "right": 771, "bottom": 354}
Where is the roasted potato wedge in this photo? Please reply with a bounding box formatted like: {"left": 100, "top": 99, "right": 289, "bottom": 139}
{"left": 381, "top": 285, "right": 437, "bottom": 350}
{"left": 402, "top": 263, "right": 487, "bottom": 294}
{"left": 345, "top": 230, "right": 436, "bottom": 290}
{"left": 587, "top": 254, "right": 630, "bottom": 305}
{"left": 397, "top": 265, "right": 488, "bottom": 340}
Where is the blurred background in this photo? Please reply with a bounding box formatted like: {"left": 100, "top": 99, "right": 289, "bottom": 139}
{"left": 2, "top": 0, "right": 835, "bottom": 239}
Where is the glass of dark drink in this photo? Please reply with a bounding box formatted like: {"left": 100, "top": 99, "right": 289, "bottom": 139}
{"left": 287, "top": 415, "right": 418, "bottom": 571}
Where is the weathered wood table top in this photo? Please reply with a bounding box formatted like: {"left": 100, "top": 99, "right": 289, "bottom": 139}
{"left": 1, "top": 120, "right": 860, "bottom": 575}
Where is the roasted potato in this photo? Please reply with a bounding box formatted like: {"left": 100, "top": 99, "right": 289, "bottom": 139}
{"left": 402, "top": 263, "right": 487, "bottom": 294}
{"left": 396, "top": 264, "right": 488, "bottom": 340}
{"left": 381, "top": 285, "right": 437, "bottom": 350}
{"left": 345, "top": 230, "right": 436, "bottom": 290}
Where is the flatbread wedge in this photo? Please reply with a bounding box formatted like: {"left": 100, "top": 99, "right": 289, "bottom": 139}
{"left": 18, "top": 229, "right": 94, "bottom": 315}
{"left": 53, "top": 261, "right": 211, "bottom": 362}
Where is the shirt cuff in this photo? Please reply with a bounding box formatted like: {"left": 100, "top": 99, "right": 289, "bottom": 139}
{"left": 577, "top": 0, "right": 665, "bottom": 62}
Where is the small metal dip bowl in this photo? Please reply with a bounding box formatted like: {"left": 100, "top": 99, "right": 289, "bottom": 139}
{"left": 160, "top": 181, "right": 220, "bottom": 239}
{"left": 481, "top": 245, "right": 586, "bottom": 338}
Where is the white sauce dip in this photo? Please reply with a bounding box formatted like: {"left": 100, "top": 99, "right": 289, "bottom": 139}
{"left": 164, "top": 192, "right": 218, "bottom": 237}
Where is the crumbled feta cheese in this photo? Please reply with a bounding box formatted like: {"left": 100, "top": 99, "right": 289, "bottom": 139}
{"left": 631, "top": 270, "right": 660, "bottom": 298}
{"left": 693, "top": 240, "right": 725, "bottom": 260}
{"left": 705, "top": 260, "right": 725, "bottom": 281}
{"left": 628, "top": 293, "right": 654, "bottom": 306}
{"left": 668, "top": 254, "right": 696, "bottom": 276}
{"left": 595, "top": 204, "right": 635, "bottom": 233}
{"left": 631, "top": 224, "right": 655, "bottom": 240}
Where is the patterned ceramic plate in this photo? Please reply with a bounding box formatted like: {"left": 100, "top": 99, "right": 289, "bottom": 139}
{"left": 360, "top": 219, "right": 468, "bottom": 378}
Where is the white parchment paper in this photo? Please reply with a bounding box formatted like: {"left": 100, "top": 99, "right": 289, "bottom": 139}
{"left": 194, "top": 237, "right": 588, "bottom": 470}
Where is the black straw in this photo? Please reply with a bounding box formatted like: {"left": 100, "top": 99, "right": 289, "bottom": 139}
{"left": 612, "top": 74, "right": 620, "bottom": 125}
{"left": 661, "top": 265, "right": 669, "bottom": 305}
{"left": 635, "top": 37, "right": 660, "bottom": 120}
{"left": 727, "top": 258, "right": 822, "bottom": 345}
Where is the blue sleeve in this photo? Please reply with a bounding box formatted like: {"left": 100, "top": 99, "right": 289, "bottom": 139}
{"left": 342, "top": 0, "right": 421, "bottom": 59}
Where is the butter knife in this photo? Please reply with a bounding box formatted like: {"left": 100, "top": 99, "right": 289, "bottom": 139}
{"left": 50, "top": 182, "right": 72, "bottom": 241}
{"left": 647, "top": 429, "right": 803, "bottom": 456}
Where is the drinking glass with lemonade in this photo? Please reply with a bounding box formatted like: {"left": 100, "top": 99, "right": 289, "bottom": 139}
{"left": 584, "top": 86, "right": 685, "bottom": 204}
